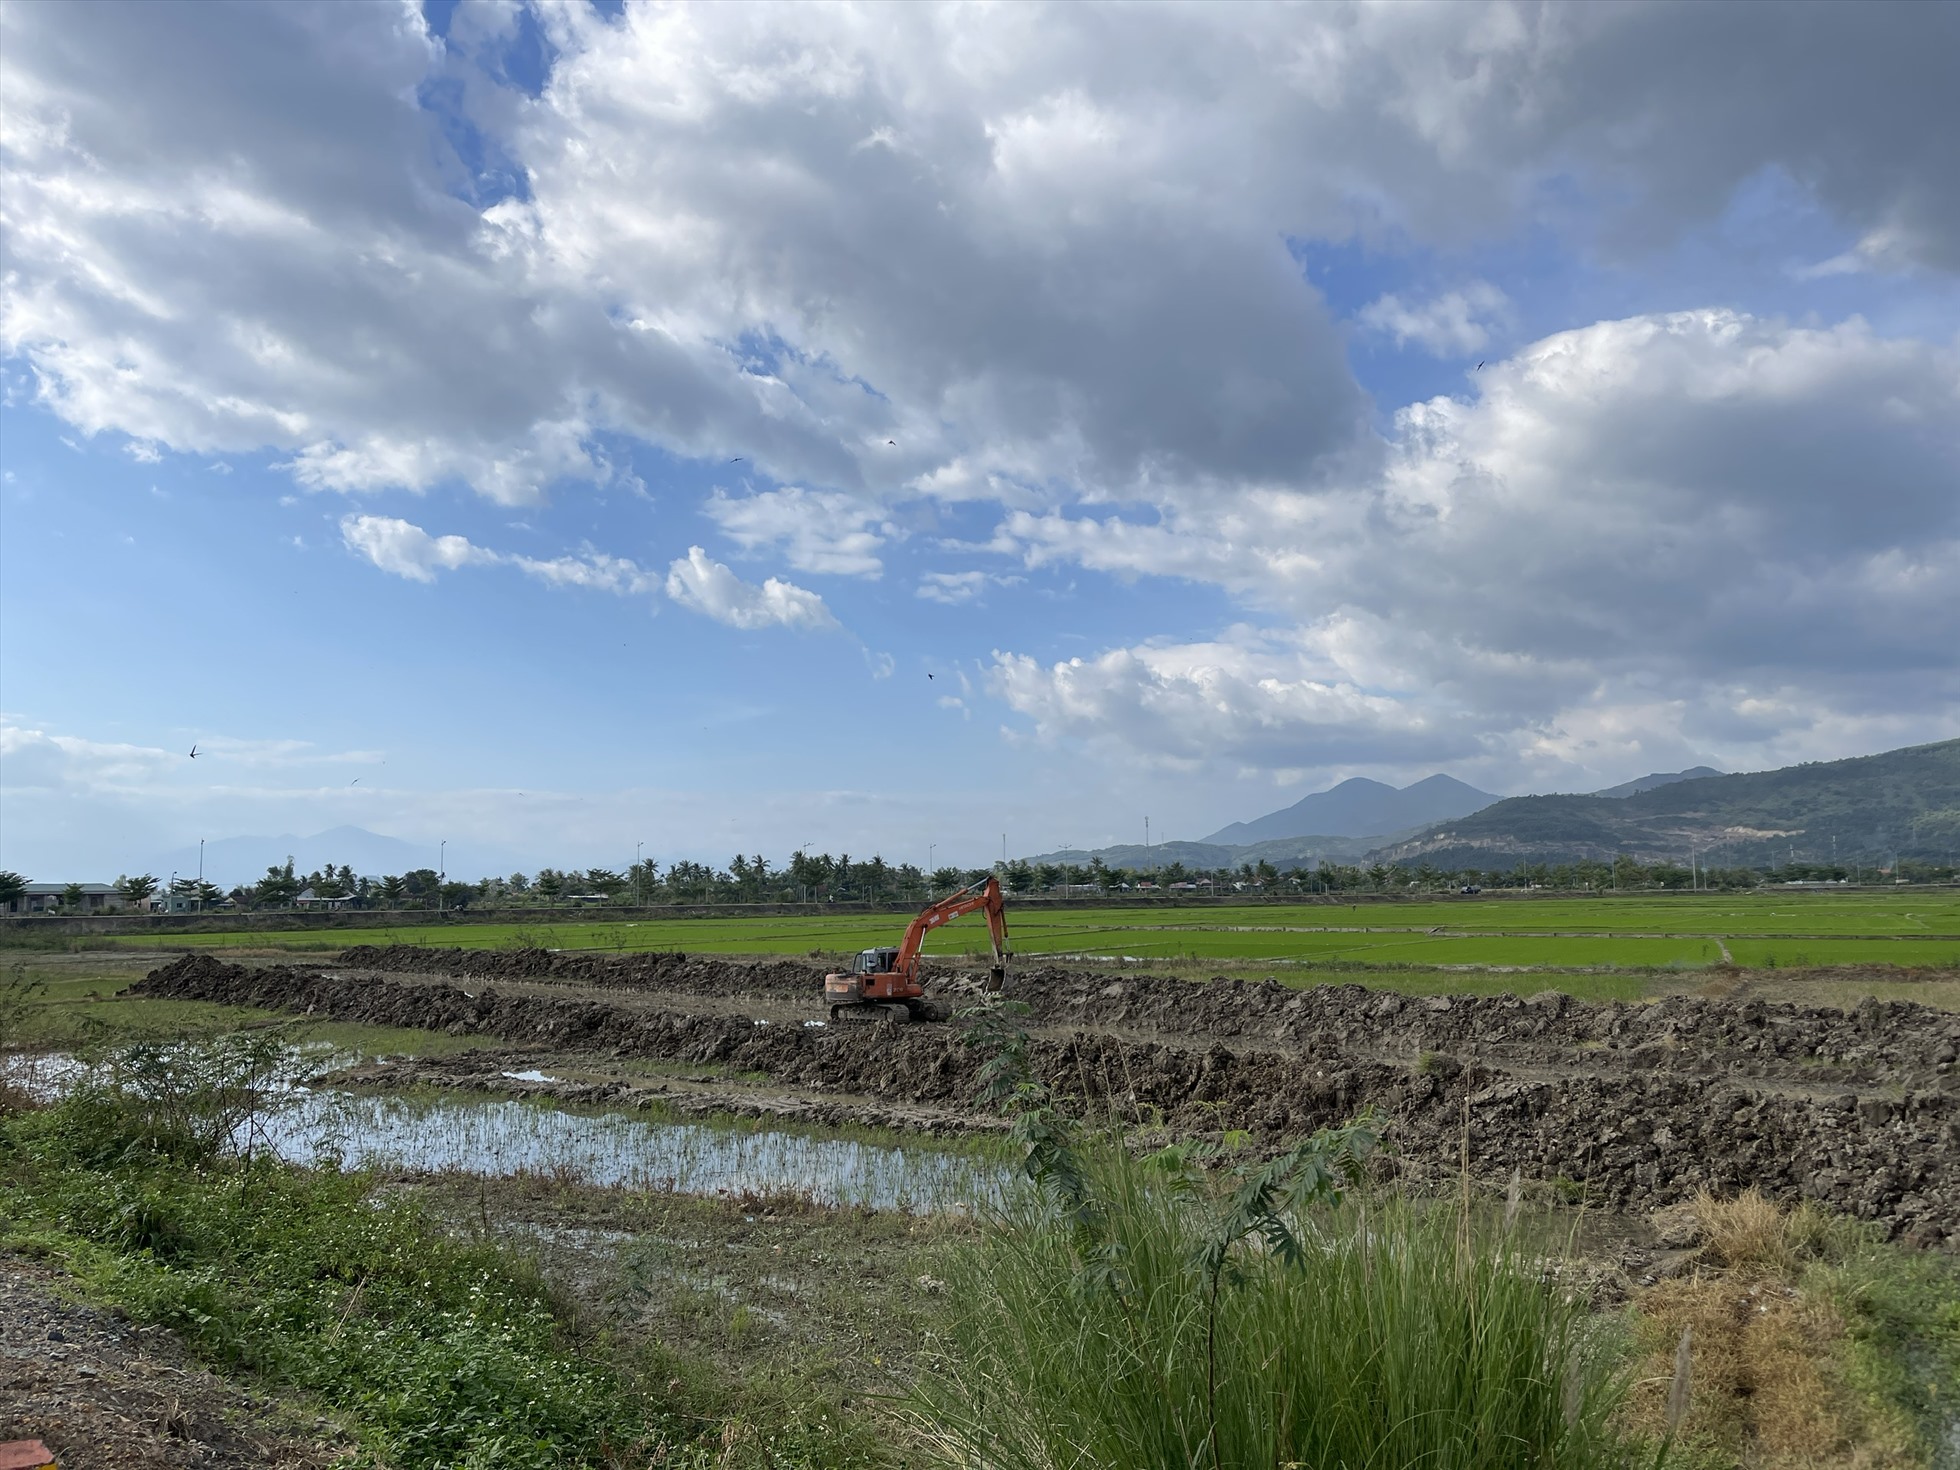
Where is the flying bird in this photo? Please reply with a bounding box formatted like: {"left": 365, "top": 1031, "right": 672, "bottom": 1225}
{"left": 886, "top": 439, "right": 896, "bottom": 446}
{"left": 928, "top": 673, "right": 935, "bottom": 680}
{"left": 1476, "top": 361, "right": 1485, "bottom": 370}
{"left": 350, "top": 778, "right": 360, "bottom": 785}
{"left": 187, "top": 744, "right": 198, "bottom": 759}
{"left": 727, "top": 457, "right": 744, "bottom": 463}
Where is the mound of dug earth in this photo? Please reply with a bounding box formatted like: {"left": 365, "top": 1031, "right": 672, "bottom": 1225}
{"left": 1002, "top": 967, "right": 1960, "bottom": 1089}
{"left": 336, "top": 943, "right": 824, "bottom": 999}
{"left": 136, "top": 954, "right": 1959, "bottom": 1245}
{"left": 338, "top": 945, "right": 1960, "bottom": 1088}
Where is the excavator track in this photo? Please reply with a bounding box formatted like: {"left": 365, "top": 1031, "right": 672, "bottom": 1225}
{"left": 829, "top": 1001, "right": 915, "bottom": 1025}
{"left": 827, "top": 997, "right": 953, "bottom": 1025}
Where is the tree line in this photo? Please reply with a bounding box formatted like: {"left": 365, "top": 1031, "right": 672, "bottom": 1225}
{"left": 2, "top": 850, "right": 1952, "bottom": 916}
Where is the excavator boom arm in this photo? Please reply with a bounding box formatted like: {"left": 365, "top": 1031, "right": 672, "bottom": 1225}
{"left": 893, "top": 877, "right": 1008, "bottom": 975}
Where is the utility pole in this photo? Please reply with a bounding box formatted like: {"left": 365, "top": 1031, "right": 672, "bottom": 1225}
{"left": 439, "top": 840, "right": 446, "bottom": 913}
{"left": 198, "top": 838, "right": 205, "bottom": 911}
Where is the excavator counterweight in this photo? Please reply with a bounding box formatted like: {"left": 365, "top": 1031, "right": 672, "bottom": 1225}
{"left": 822, "top": 877, "right": 1009, "bottom": 1023}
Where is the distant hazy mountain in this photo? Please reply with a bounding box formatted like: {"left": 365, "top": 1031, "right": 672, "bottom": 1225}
{"left": 1027, "top": 831, "right": 1395, "bottom": 874}
{"left": 1203, "top": 774, "right": 1498, "bottom": 844}
{"left": 145, "top": 826, "right": 516, "bottom": 887}
{"left": 1370, "top": 738, "right": 1960, "bottom": 868}
{"left": 1591, "top": 766, "right": 1724, "bottom": 799}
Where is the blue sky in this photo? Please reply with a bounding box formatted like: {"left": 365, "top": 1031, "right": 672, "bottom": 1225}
{"left": 3, "top": 1, "right": 1956, "bottom": 882}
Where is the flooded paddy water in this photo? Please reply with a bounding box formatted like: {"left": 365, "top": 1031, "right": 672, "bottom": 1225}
{"left": 2, "top": 1051, "right": 1003, "bottom": 1213}
{"left": 263, "top": 1087, "right": 1001, "bottom": 1211}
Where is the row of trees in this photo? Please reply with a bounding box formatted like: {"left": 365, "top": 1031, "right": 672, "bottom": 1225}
{"left": 5, "top": 850, "right": 1954, "bottom": 916}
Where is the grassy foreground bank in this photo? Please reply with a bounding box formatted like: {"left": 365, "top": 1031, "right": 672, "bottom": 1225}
{"left": 0, "top": 1039, "right": 882, "bottom": 1470}
{"left": 3, "top": 1025, "right": 1954, "bottom": 1469}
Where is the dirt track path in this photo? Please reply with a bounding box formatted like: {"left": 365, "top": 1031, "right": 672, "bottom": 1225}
{"left": 1, "top": 1255, "right": 340, "bottom": 1470}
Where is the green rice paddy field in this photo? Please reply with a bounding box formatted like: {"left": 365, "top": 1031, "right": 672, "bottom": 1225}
{"left": 92, "top": 892, "right": 1959, "bottom": 972}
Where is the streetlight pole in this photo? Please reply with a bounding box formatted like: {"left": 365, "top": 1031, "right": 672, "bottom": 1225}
{"left": 439, "top": 840, "right": 446, "bottom": 914}
{"left": 197, "top": 838, "right": 205, "bottom": 911}
{"left": 927, "top": 844, "right": 936, "bottom": 897}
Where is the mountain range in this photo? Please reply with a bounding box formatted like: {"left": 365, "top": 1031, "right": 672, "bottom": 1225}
{"left": 1027, "top": 739, "right": 1958, "bottom": 874}
{"left": 1374, "top": 739, "right": 1959, "bottom": 869}
{"left": 1201, "top": 774, "right": 1497, "bottom": 844}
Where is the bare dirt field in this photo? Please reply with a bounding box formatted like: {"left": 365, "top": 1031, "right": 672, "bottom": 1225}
{"left": 133, "top": 945, "right": 1960, "bottom": 1245}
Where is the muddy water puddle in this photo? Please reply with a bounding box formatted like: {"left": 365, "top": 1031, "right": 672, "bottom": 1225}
{"left": 5, "top": 1051, "right": 1003, "bottom": 1213}
{"left": 271, "top": 1090, "right": 1000, "bottom": 1210}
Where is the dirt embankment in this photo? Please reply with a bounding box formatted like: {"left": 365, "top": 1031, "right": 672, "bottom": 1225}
{"left": 340, "top": 944, "right": 1960, "bottom": 1085}
{"left": 139, "top": 951, "right": 1960, "bottom": 1244}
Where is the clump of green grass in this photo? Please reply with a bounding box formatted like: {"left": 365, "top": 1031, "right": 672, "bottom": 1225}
{"left": 0, "top": 1040, "right": 692, "bottom": 1469}
{"left": 911, "top": 1002, "right": 1650, "bottom": 1469}
{"left": 909, "top": 1134, "right": 1646, "bottom": 1470}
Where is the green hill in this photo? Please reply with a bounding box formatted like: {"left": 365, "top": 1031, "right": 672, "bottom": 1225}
{"left": 1371, "top": 738, "right": 1960, "bottom": 868}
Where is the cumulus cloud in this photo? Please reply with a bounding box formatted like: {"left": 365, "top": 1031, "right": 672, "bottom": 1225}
{"left": 704, "top": 487, "right": 890, "bottom": 577}
{"left": 337, "top": 515, "right": 836, "bottom": 632}
{"left": 6, "top": 3, "right": 1960, "bottom": 789}
{"left": 341, "top": 515, "right": 497, "bottom": 583}
{"left": 6, "top": 0, "right": 1955, "bottom": 519}
{"left": 991, "top": 310, "right": 1960, "bottom": 781}
{"left": 988, "top": 630, "right": 1473, "bottom": 773}
{"left": 1357, "top": 282, "right": 1509, "bottom": 356}
{"left": 663, "top": 547, "right": 838, "bottom": 631}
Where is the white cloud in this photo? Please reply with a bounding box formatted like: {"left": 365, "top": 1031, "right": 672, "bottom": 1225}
{"left": 989, "top": 629, "right": 1471, "bottom": 774}
{"left": 0, "top": 723, "right": 382, "bottom": 794}
{"left": 340, "top": 514, "right": 496, "bottom": 583}
{"left": 8, "top": 0, "right": 1952, "bottom": 523}
{"left": 5, "top": 3, "right": 1960, "bottom": 793}
{"left": 704, "top": 487, "right": 889, "bottom": 577}
{"left": 991, "top": 310, "right": 1960, "bottom": 781}
{"left": 917, "top": 570, "right": 988, "bottom": 605}
{"left": 1356, "top": 282, "right": 1509, "bottom": 356}
{"left": 339, "top": 514, "right": 659, "bottom": 596}
{"left": 663, "top": 547, "right": 838, "bottom": 631}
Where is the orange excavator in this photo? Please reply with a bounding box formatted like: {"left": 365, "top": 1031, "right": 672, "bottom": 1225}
{"left": 823, "top": 876, "right": 1009, "bottom": 1023}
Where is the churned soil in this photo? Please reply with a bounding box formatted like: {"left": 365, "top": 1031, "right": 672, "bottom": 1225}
{"left": 135, "top": 948, "right": 1960, "bottom": 1245}
{"left": 0, "top": 1254, "right": 342, "bottom": 1470}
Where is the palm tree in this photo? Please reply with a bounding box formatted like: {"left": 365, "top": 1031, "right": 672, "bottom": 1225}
{"left": 115, "top": 873, "right": 160, "bottom": 907}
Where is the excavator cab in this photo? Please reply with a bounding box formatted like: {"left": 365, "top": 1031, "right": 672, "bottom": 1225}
{"left": 851, "top": 947, "right": 902, "bottom": 976}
